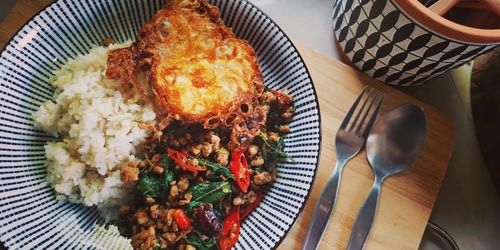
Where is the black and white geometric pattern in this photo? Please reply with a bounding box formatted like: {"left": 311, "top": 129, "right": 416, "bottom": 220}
{"left": 0, "top": 0, "right": 322, "bottom": 249}
{"left": 333, "top": 0, "right": 499, "bottom": 86}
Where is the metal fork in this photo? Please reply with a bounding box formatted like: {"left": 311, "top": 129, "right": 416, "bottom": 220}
{"left": 302, "top": 87, "right": 384, "bottom": 250}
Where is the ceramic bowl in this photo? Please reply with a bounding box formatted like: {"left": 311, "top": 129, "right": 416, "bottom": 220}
{"left": 333, "top": 0, "right": 500, "bottom": 86}
{"left": 0, "top": 0, "right": 321, "bottom": 249}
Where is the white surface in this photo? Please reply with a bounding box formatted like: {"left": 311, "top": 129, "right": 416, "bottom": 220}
{"left": 248, "top": 0, "right": 500, "bottom": 249}
{"left": 251, "top": 0, "right": 341, "bottom": 60}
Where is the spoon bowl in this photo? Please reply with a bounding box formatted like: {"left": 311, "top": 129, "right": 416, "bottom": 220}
{"left": 347, "top": 104, "right": 427, "bottom": 250}
{"left": 366, "top": 104, "right": 427, "bottom": 176}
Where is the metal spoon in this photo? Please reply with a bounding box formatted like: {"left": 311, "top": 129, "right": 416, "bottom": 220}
{"left": 347, "top": 104, "right": 427, "bottom": 250}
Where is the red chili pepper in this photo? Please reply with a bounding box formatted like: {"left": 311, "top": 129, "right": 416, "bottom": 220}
{"left": 241, "top": 190, "right": 264, "bottom": 220}
{"left": 173, "top": 209, "right": 190, "bottom": 230}
{"left": 167, "top": 148, "right": 206, "bottom": 174}
{"left": 229, "top": 149, "right": 250, "bottom": 193}
{"left": 271, "top": 89, "right": 282, "bottom": 102}
{"left": 219, "top": 206, "right": 241, "bottom": 250}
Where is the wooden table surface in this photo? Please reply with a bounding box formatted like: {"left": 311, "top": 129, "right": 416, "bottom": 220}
{"left": 279, "top": 44, "right": 454, "bottom": 249}
{"left": 0, "top": 1, "right": 454, "bottom": 249}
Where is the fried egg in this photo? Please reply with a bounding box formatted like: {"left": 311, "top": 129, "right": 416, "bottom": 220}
{"left": 152, "top": 35, "right": 259, "bottom": 120}
{"left": 107, "top": 0, "right": 264, "bottom": 124}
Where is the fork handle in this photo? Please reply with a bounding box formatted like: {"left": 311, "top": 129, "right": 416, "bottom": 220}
{"left": 302, "top": 160, "right": 345, "bottom": 250}
{"left": 347, "top": 176, "right": 383, "bottom": 250}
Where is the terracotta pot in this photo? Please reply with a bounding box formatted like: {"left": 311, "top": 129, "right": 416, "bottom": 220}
{"left": 332, "top": 0, "right": 500, "bottom": 86}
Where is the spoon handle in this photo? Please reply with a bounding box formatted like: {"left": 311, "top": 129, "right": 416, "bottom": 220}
{"left": 302, "top": 160, "right": 345, "bottom": 250}
{"left": 347, "top": 177, "right": 383, "bottom": 250}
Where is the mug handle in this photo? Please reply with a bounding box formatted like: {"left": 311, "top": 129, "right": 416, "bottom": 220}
{"left": 429, "top": 0, "right": 460, "bottom": 16}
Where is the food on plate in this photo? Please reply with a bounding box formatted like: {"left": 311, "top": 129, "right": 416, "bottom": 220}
{"left": 33, "top": 0, "right": 295, "bottom": 249}
{"left": 117, "top": 95, "right": 292, "bottom": 249}
{"left": 110, "top": 1, "right": 294, "bottom": 249}
{"left": 33, "top": 42, "right": 156, "bottom": 219}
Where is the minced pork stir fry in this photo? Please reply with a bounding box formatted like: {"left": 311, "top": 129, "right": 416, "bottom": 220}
{"left": 118, "top": 88, "right": 294, "bottom": 250}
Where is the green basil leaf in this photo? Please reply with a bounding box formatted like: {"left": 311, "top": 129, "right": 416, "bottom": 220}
{"left": 277, "top": 138, "right": 295, "bottom": 163}
{"left": 185, "top": 233, "right": 218, "bottom": 250}
{"left": 138, "top": 171, "right": 161, "bottom": 198}
{"left": 259, "top": 133, "right": 278, "bottom": 165}
{"left": 199, "top": 159, "right": 234, "bottom": 181}
{"left": 258, "top": 133, "right": 294, "bottom": 166}
{"left": 162, "top": 155, "right": 175, "bottom": 183}
{"left": 187, "top": 182, "right": 231, "bottom": 209}
{"left": 160, "top": 154, "right": 175, "bottom": 199}
{"left": 187, "top": 201, "right": 204, "bottom": 210}
{"left": 277, "top": 137, "right": 287, "bottom": 158}
{"left": 262, "top": 141, "right": 277, "bottom": 165}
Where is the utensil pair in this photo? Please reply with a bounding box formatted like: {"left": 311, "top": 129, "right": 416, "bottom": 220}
{"left": 303, "top": 87, "right": 426, "bottom": 250}
{"left": 302, "top": 86, "right": 383, "bottom": 250}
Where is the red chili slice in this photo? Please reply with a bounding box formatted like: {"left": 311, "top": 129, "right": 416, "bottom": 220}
{"left": 173, "top": 209, "right": 190, "bottom": 230}
{"left": 241, "top": 190, "right": 264, "bottom": 220}
{"left": 271, "top": 89, "right": 282, "bottom": 102}
{"left": 219, "top": 206, "right": 241, "bottom": 250}
{"left": 229, "top": 149, "right": 250, "bottom": 193}
{"left": 167, "top": 148, "right": 206, "bottom": 174}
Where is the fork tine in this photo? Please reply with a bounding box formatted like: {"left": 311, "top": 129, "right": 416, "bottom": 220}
{"left": 354, "top": 90, "right": 379, "bottom": 135}
{"left": 361, "top": 93, "right": 384, "bottom": 139}
{"left": 339, "top": 86, "right": 368, "bottom": 130}
{"left": 348, "top": 88, "right": 375, "bottom": 132}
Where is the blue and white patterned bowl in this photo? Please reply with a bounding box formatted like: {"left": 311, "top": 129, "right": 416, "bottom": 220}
{"left": 0, "top": 0, "right": 321, "bottom": 249}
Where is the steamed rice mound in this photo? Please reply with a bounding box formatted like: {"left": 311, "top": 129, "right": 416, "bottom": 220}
{"left": 33, "top": 42, "right": 156, "bottom": 219}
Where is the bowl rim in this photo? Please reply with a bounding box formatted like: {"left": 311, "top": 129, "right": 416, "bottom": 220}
{"left": 0, "top": 0, "right": 323, "bottom": 249}
{"left": 393, "top": 0, "right": 500, "bottom": 44}
{"left": 241, "top": 1, "right": 323, "bottom": 249}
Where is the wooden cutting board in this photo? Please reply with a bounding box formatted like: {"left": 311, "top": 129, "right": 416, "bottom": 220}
{"left": 0, "top": 2, "right": 454, "bottom": 249}
{"left": 277, "top": 43, "right": 454, "bottom": 250}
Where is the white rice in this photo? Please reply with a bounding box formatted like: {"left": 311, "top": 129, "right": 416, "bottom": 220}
{"left": 33, "top": 42, "right": 156, "bottom": 220}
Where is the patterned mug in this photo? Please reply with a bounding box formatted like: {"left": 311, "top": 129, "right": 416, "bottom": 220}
{"left": 332, "top": 0, "right": 500, "bottom": 86}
